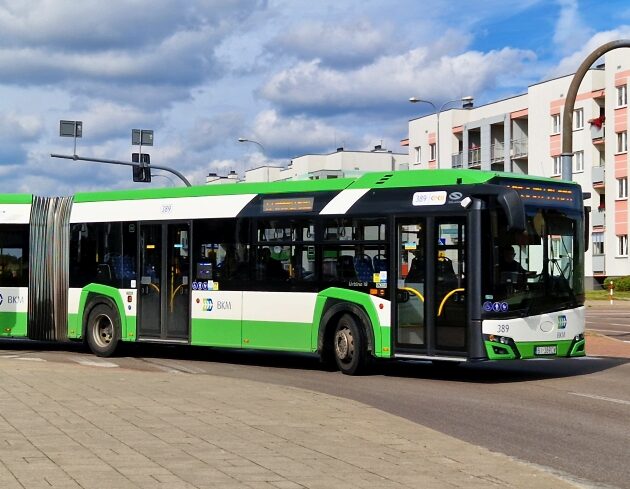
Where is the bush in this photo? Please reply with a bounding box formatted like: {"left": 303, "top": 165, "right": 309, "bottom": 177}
{"left": 604, "top": 276, "right": 630, "bottom": 291}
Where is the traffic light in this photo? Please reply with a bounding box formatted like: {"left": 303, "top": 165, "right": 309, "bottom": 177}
{"left": 132, "top": 153, "right": 151, "bottom": 183}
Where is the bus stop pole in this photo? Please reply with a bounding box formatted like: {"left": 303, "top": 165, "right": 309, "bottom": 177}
{"left": 50, "top": 153, "right": 192, "bottom": 187}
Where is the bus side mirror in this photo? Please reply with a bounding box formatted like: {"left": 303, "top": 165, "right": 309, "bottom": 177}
{"left": 497, "top": 189, "right": 526, "bottom": 232}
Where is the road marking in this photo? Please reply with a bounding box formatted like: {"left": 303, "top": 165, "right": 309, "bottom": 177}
{"left": 587, "top": 328, "right": 630, "bottom": 334}
{"left": 16, "top": 357, "right": 46, "bottom": 362}
{"left": 0, "top": 354, "right": 20, "bottom": 359}
{"left": 569, "top": 392, "right": 630, "bottom": 406}
{"left": 69, "top": 357, "right": 118, "bottom": 368}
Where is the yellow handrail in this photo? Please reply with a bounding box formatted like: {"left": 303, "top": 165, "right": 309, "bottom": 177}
{"left": 170, "top": 284, "right": 184, "bottom": 312}
{"left": 438, "top": 288, "right": 465, "bottom": 316}
{"left": 399, "top": 286, "right": 425, "bottom": 302}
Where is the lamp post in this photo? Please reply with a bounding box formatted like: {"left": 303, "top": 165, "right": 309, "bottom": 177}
{"left": 238, "top": 137, "right": 265, "bottom": 153}
{"left": 409, "top": 96, "right": 473, "bottom": 165}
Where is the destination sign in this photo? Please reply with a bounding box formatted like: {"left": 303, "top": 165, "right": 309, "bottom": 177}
{"left": 497, "top": 179, "right": 580, "bottom": 208}
{"left": 262, "top": 197, "right": 314, "bottom": 213}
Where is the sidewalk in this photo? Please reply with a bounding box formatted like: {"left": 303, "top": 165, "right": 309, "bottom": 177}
{"left": 585, "top": 300, "right": 630, "bottom": 359}
{"left": 0, "top": 358, "right": 579, "bottom": 489}
{"left": 586, "top": 332, "right": 630, "bottom": 358}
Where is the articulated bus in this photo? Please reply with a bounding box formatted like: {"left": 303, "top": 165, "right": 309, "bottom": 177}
{"left": 0, "top": 170, "right": 586, "bottom": 374}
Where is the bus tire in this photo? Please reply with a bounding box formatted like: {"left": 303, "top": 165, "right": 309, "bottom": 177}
{"left": 86, "top": 303, "right": 121, "bottom": 357}
{"left": 333, "top": 313, "right": 368, "bottom": 375}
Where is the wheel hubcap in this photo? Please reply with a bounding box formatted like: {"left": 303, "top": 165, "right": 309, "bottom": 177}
{"left": 93, "top": 314, "right": 113, "bottom": 348}
{"left": 334, "top": 327, "right": 354, "bottom": 362}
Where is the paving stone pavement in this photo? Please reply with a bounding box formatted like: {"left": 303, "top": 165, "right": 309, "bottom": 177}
{"left": 0, "top": 358, "right": 580, "bottom": 489}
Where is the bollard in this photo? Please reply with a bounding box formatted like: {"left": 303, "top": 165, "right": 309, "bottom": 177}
{"left": 609, "top": 280, "right": 614, "bottom": 305}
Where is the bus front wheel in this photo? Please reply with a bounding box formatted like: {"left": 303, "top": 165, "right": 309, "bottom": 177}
{"left": 333, "top": 314, "right": 368, "bottom": 375}
{"left": 86, "top": 303, "right": 121, "bottom": 357}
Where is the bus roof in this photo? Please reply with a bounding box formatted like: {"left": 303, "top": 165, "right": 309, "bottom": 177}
{"left": 72, "top": 169, "right": 570, "bottom": 203}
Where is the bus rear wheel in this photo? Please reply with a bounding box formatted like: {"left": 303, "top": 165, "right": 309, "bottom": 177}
{"left": 333, "top": 314, "right": 368, "bottom": 375}
{"left": 86, "top": 303, "right": 121, "bottom": 357}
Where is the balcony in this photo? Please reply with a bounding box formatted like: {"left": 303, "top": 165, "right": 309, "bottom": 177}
{"left": 592, "top": 165, "right": 605, "bottom": 188}
{"left": 468, "top": 147, "right": 481, "bottom": 167}
{"left": 452, "top": 152, "right": 463, "bottom": 168}
{"left": 510, "top": 138, "right": 528, "bottom": 159}
{"left": 592, "top": 254, "right": 605, "bottom": 275}
{"left": 590, "top": 122, "right": 605, "bottom": 145}
{"left": 592, "top": 207, "right": 605, "bottom": 227}
{"left": 490, "top": 142, "right": 504, "bottom": 163}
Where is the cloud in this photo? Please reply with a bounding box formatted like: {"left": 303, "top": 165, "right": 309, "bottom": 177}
{"left": 549, "top": 26, "right": 630, "bottom": 78}
{"left": 0, "top": 1, "right": 265, "bottom": 51}
{"left": 251, "top": 110, "right": 353, "bottom": 158}
{"left": 0, "top": 1, "right": 268, "bottom": 108}
{"left": 189, "top": 112, "right": 246, "bottom": 151}
{"left": 268, "top": 20, "right": 398, "bottom": 68}
{"left": 552, "top": 0, "right": 593, "bottom": 55}
{"left": 260, "top": 39, "right": 536, "bottom": 116}
{"left": 0, "top": 112, "right": 43, "bottom": 164}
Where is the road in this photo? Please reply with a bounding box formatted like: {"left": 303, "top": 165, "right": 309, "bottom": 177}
{"left": 0, "top": 338, "right": 628, "bottom": 489}
{"left": 586, "top": 303, "right": 630, "bottom": 342}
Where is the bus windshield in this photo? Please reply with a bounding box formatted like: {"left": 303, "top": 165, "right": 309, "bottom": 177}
{"left": 483, "top": 206, "right": 584, "bottom": 318}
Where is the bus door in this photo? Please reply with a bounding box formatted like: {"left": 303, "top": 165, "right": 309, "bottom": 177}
{"left": 137, "top": 222, "right": 190, "bottom": 341}
{"left": 395, "top": 217, "right": 467, "bottom": 356}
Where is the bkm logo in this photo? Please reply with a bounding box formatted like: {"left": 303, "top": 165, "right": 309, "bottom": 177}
{"left": 557, "top": 315, "right": 567, "bottom": 329}
{"left": 202, "top": 298, "right": 213, "bottom": 311}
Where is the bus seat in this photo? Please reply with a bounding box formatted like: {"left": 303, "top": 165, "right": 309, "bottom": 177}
{"left": 110, "top": 255, "right": 136, "bottom": 280}
{"left": 373, "top": 254, "right": 387, "bottom": 273}
{"left": 354, "top": 255, "right": 374, "bottom": 282}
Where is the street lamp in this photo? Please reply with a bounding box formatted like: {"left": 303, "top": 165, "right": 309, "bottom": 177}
{"left": 238, "top": 137, "right": 265, "bottom": 153}
{"left": 409, "top": 96, "right": 474, "bottom": 165}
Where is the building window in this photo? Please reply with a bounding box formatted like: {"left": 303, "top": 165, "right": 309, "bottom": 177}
{"left": 414, "top": 146, "right": 421, "bottom": 163}
{"left": 552, "top": 156, "right": 562, "bottom": 176}
{"left": 617, "top": 131, "right": 628, "bottom": 153}
{"left": 592, "top": 232, "right": 604, "bottom": 255}
{"left": 573, "top": 109, "right": 584, "bottom": 130}
{"left": 552, "top": 114, "right": 561, "bottom": 134}
{"left": 429, "top": 143, "right": 436, "bottom": 161}
{"left": 617, "top": 84, "right": 627, "bottom": 107}
{"left": 573, "top": 150, "right": 584, "bottom": 173}
{"left": 618, "top": 235, "right": 628, "bottom": 257}
{"left": 618, "top": 177, "right": 628, "bottom": 199}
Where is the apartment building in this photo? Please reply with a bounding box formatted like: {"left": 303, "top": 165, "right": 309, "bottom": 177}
{"left": 243, "top": 146, "right": 408, "bottom": 182}
{"left": 404, "top": 48, "right": 630, "bottom": 286}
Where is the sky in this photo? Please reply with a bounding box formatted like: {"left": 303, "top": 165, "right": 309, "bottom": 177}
{"left": 0, "top": 0, "right": 629, "bottom": 195}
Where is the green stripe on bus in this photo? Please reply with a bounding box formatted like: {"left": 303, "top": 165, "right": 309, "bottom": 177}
{"left": 74, "top": 178, "right": 354, "bottom": 203}
{"left": 191, "top": 318, "right": 241, "bottom": 348}
{"left": 484, "top": 339, "right": 584, "bottom": 360}
{"left": 317, "top": 287, "right": 391, "bottom": 358}
{"left": 351, "top": 169, "right": 562, "bottom": 190}
{"left": 0, "top": 194, "right": 32, "bottom": 204}
{"left": 0, "top": 312, "right": 28, "bottom": 337}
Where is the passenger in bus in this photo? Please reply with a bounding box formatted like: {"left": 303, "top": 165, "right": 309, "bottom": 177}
{"left": 259, "top": 247, "right": 287, "bottom": 280}
{"left": 406, "top": 249, "right": 424, "bottom": 283}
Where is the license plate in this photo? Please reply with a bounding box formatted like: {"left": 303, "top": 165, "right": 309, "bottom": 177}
{"left": 535, "top": 345, "right": 557, "bottom": 356}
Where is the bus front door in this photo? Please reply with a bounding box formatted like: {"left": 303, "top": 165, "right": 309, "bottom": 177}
{"left": 395, "top": 217, "right": 467, "bottom": 357}
{"left": 138, "top": 222, "right": 190, "bottom": 341}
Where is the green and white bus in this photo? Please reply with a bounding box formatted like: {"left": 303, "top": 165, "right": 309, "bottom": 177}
{"left": 0, "top": 170, "right": 586, "bottom": 374}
